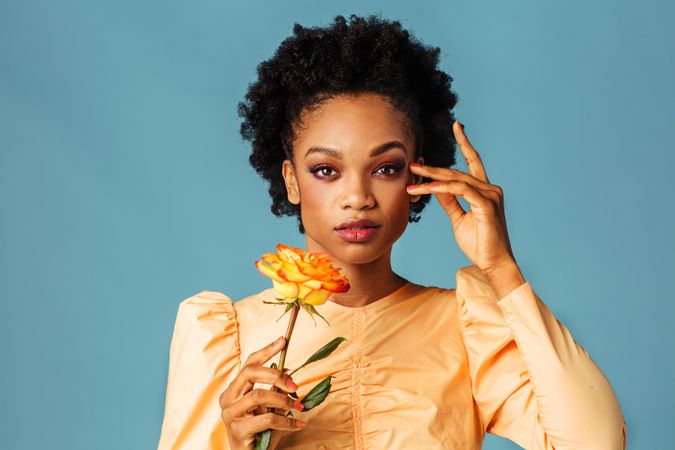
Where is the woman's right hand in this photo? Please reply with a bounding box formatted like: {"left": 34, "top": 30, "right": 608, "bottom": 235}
{"left": 219, "top": 336, "right": 307, "bottom": 450}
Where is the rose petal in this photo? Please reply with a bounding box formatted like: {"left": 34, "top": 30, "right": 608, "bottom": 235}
{"left": 273, "top": 279, "right": 299, "bottom": 298}
{"left": 297, "top": 284, "right": 312, "bottom": 299}
{"left": 279, "top": 262, "right": 311, "bottom": 282}
{"left": 303, "top": 289, "right": 330, "bottom": 305}
{"left": 255, "top": 260, "right": 285, "bottom": 283}
{"left": 301, "top": 279, "right": 323, "bottom": 290}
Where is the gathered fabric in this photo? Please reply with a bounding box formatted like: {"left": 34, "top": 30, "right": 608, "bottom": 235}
{"left": 158, "top": 264, "right": 626, "bottom": 449}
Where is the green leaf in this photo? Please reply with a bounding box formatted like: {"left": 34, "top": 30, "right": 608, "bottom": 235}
{"left": 254, "top": 428, "right": 272, "bottom": 450}
{"left": 275, "top": 302, "right": 296, "bottom": 322}
{"left": 291, "top": 337, "right": 346, "bottom": 375}
{"left": 301, "top": 303, "right": 317, "bottom": 326}
{"left": 300, "top": 375, "right": 334, "bottom": 411}
{"left": 307, "top": 304, "right": 331, "bottom": 326}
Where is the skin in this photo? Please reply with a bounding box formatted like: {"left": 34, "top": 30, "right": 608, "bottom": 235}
{"left": 282, "top": 92, "right": 526, "bottom": 306}
{"left": 281, "top": 92, "right": 426, "bottom": 307}
{"left": 219, "top": 336, "right": 306, "bottom": 449}
{"left": 219, "top": 92, "right": 529, "bottom": 448}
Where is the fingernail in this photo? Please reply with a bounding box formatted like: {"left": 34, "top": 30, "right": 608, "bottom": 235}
{"left": 296, "top": 419, "right": 306, "bottom": 428}
{"left": 274, "top": 336, "right": 285, "bottom": 346}
{"left": 406, "top": 184, "right": 419, "bottom": 190}
{"left": 294, "top": 400, "right": 304, "bottom": 411}
{"left": 409, "top": 162, "right": 422, "bottom": 168}
{"left": 287, "top": 379, "right": 299, "bottom": 391}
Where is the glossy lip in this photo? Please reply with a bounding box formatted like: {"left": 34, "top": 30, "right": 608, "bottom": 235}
{"left": 335, "top": 227, "right": 379, "bottom": 242}
{"left": 335, "top": 218, "right": 381, "bottom": 230}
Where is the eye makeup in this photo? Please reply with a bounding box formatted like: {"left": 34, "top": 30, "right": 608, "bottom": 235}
{"left": 307, "top": 160, "right": 406, "bottom": 180}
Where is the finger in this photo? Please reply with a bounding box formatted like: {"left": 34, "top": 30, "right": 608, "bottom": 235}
{"left": 244, "top": 336, "right": 286, "bottom": 368}
{"left": 408, "top": 181, "right": 496, "bottom": 224}
{"left": 234, "top": 412, "right": 306, "bottom": 437}
{"left": 223, "top": 364, "right": 299, "bottom": 406}
{"left": 224, "top": 388, "right": 303, "bottom": 423}
{"left": 426, "top": 181, "right": 495, "bottom": 212}
{"left": 453, "top": 120, "right": 490, "bottom": 183}
{"left": 225, "top": 336, "right": 288, "bottom": 399}
{"left": 255, "top": 379, "right": 295, "bottom": 416}
{"left": 408, "top": 163, "right": 496, "bottom": 192}
{"left": 254, "top": 404, "right": 290, "bottom": 416}
{"left": 413, "top": 181, "right": 466, "bottom": 226}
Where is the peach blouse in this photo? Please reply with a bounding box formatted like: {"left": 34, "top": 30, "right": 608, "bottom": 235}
{"left": 157, "top": 265, "right": 627, "bottom": 449}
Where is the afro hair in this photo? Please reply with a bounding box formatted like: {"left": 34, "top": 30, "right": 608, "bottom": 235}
{"left": 237, "top": 13, "right": 459, "bottom": 234}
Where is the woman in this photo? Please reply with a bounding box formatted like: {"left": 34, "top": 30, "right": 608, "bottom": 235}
{"left": 157, "top": 14, "right": 626, "bottom": 449}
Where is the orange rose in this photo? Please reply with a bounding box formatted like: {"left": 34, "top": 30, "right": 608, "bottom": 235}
{"left": 254, "top": 243, "right": 350, "bottom": 306}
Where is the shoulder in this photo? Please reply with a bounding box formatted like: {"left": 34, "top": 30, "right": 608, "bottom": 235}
{"left": 231, "top": 287, "right": 291, "bottom": 325}
{"left": 169, "top": 291, "right": 239, "bottom": 343}
{"left": 179, "top": 290, "right": 234, "bottom": 307}
{"left": 406, "top": 264, "right": 488, "bottom": 300}
{"left": 455, "top": 264, "right": 494, "bottom": 292}
{"left": 176, "top": 287, "right": 282, "bottom": 325}
{"left": 175, "top": 290, "right": 237, "bottom": 322}
{"left": 404, "top": 265, "right": 496, "bottom": 314}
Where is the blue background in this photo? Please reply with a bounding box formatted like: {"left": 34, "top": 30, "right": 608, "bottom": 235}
{"left": 1, "top": 1, "right": 673, "bottom": 448}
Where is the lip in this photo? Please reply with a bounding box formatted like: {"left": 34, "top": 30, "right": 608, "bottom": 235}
{"left": 335, "top": 227, "right": 379, "bottom": 242}
{"left": 335, "top": 218, "right": 381, "bottom": 230}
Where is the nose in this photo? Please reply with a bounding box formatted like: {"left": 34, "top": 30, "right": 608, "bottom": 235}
{"left": 340, "top": 175, "right": 376, "bottom": 210}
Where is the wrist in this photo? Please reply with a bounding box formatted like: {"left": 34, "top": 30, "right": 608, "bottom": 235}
{"left": 482, "top": 260, "right": 526, "bottom": 300}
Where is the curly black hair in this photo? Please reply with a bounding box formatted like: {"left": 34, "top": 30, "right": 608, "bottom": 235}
{"left": 237, "top": 13, "right": 459, "bottom": 234}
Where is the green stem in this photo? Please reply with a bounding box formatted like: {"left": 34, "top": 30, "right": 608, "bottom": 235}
{"left": 269, "top": 300, "right": 300, "bottom": 416}
{"left": 278, "top": 300, "right": 300, "bottom": 371}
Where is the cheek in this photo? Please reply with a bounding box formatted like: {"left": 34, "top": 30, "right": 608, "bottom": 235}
{"left": 298, "top": 179, "right": 332, "bottom": 220}
{"left": 375, "top": 184, "right": 410, "bottom": 215}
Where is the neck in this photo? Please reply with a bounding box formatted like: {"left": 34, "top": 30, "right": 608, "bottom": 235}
{"left": 306, "top": 237, "right": 407, "bottom": 308}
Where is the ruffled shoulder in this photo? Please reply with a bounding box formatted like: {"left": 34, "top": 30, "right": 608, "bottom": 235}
{"left": 157, "top": 290, "right": 242, "bottom": 449}
{"left": 454, "top": 263, "right": 534, "bottom": 329}
{"left": 454, "top": 264, "right": 511, "bottom": 327}
{"left": 176, "top": 290, "right": 241, "bottom": 359}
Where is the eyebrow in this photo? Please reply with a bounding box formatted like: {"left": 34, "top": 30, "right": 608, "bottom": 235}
{"left": 304, "top": 141, "right": 407, "bottom": 160}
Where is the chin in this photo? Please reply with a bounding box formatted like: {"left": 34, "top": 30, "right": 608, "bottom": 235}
{"left": 330, "top": 238, "right": 390, "bottom": 264}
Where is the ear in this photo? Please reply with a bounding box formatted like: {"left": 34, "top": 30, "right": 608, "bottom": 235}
{"left": 409, "top": 155, "right": 425, "bottom": 204}
{"left": 282, "top": 159, "right": 301, "bottom": 205}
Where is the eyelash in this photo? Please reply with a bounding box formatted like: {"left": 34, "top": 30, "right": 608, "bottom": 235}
{"left": 308, "top": 163, "right": 404, "bottom": 179}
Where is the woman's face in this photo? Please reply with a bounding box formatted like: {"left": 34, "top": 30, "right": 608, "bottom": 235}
{"left": 282, "top": 92, "right": 424, "bottom": 265}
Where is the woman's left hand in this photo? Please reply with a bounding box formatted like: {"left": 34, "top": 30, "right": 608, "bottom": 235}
{"left": 406, "top": 120, "right": 517, "bottom": 275}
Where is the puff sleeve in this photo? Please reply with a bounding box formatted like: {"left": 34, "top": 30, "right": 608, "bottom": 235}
{"left": 455, "top": 265, "right": 627, "bottom": 450}
{"left": 157, "top": 291, "right": 241, "bottom": 450}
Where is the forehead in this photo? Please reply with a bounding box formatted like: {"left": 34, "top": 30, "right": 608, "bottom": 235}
{"left": 292, "top": 93, "right": 414, "bottom": 159}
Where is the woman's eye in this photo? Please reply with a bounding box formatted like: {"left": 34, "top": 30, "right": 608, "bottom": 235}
{"left": 309, "top": 165, "right": 337, "bottom": 178}
{"left": 308, "top": 163, "right": 403, "bottom": 179}
{"left": 375, "top": 163, "right": 402, "bottom": 176}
